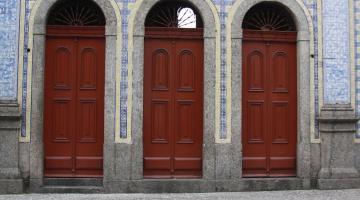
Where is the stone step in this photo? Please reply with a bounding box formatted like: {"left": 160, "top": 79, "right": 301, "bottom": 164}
{"left": 40, "top": 186, "right": 104, "bottom": 194}
{"left": 43, "top": 178, "right": 103, "bottom": 187}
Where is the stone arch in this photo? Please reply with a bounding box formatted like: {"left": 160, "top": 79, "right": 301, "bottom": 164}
{"left": 128, "top": 0, "right": 219, "bottom": 179}
{"left": 230, "top": 0, "right": 313, "bottom": 37}
{"left": 32, "top": 0, "right": 118, "bottom": 32}
{"left": 229, "top": 0, "right": 313, "bottom": 179}
{"left": 27, "top": 0, "right": 120, "bottom": 189}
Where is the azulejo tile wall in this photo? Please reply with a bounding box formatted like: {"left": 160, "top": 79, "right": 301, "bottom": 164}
{"left": 116, "top": 0, "right": 136, "bottom": 139}
{"left": 323, "top": 0, "right": 351, "bottom": 104}
{"left": 355, "top": 0, "right": 360, "bottom": 138}
{"left": 3, "top": 0, "right": 349, "bottom": 142}
{"left": 0, "top": 0, "right": 20, "bottom": 100}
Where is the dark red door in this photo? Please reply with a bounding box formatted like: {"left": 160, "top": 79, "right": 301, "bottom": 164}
{"left": 242, "top": 30, "right": 297, "bottom": 177}
{"left": 143, "top": 28, "right": 204, "bottom": 178}
{"left": 44, "top": 26, "right": 105, "bottom": 177}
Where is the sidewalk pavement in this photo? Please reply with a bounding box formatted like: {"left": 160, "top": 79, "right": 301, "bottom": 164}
{"left": 1, "top": 189, "right": 360, "bottom": 200}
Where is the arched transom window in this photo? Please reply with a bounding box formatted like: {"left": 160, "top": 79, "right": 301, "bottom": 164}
{"left": 242, "top": 3, "right": 296, "bottom": 31}
{"left": 47, "top": 0, "right": 105, "bottom": 26}
{"left": 145, "top": 1, "right": 203, "bottom": 28}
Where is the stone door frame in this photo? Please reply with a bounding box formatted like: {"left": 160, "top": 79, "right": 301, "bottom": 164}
{"left": 131, "top": 0, "right": 219, "bottom": 180}
{"left": 230, "top": 0, "right": 313, "bottom": 179}
{"left": 28, "top": 0, "right": 118, "bottom": 189}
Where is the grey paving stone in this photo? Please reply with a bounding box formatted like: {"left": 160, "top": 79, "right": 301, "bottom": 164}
{"left": 1, "top": 190, "right": 360, "bottom": 200}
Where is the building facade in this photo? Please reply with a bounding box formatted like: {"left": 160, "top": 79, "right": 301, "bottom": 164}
{"left": 1, "top": 0, "right": 360, "bottom": 193}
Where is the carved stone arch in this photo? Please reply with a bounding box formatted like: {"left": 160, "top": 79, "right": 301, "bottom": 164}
{"left": 130, "top": 0, "right": 218, "bottom": 180}
{"left": 27, "top": 0, "right": 120, "bottom": 190}
{"left": 230, "top": 0, "right": 313, "bottom": 180}
{"left": 230, "top": 0, "right": 312, "bottom": 38}
{"left": 33, "top": 0, "right": 118, "bottom": 34}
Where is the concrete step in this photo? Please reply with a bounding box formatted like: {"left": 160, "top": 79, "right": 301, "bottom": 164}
{"left": 43, "top": 178, "right": 103, "bottom": 187}
{"left": 40, "top": 185, "right": 104, "bottom": 194}
{"left": 41, "top": 178, "right": 104, "bottom": 193}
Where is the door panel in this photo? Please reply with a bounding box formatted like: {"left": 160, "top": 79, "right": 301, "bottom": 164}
{"left": 242, "top": 31, "right": 297, "bottom": 177}
{"left": 247, "top": 50, "right": 265, "bottom": 91}
{"left": 177, "top": 50, "right": 196, "bottom": 91}
{"left": 144, "top": 29, "right": 203, "bottom": 179}
{"left": 268, "top": 41, "right": 297, "bottom": 177}
{"left": 151, "top": 100, "right": 170, "bottom": 143}
{"left": 44, "top": 27, "right": 105, "bottom": 177}
{"left": 242, "top": 41, "right": 267, "bottom": 176}
{"left": 173, "top": 39, "right": 203, "bottom": 178}
{"left": 152, "top": 49, "right": 170, "bottom": 90}
{"left": 45, "top": 37, "right": 76, "bottom": 176}
{"left": 75, "top": 38, "right": 104, "bottom": 177}
{"left": 144, "top": 39, "right": 173, "bottom": 178}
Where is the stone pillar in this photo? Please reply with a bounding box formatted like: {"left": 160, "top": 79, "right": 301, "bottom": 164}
{"left": 318, "top": 105, "right": 360, "bottom": 189}
{"left": 0, "top": 104, "right": 23, "bottom": 193}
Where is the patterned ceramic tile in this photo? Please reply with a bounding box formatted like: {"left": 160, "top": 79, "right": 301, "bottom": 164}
{"left": 213, "top": 0, "right": 234, "bottom": 139}
{"left": 0, "top": 0, "right": 20, "bottom": 100}
{"left": 116, "top": 0, "right": 136, "bottom": 139}
{"left": 354, "top": 0, "right": 360, "bottom": 138}
{"left": 20, "top": 0, "right": 31, "bottom": 137}
{"left": 323, "top": 0, "right": 351, "bottom": 104}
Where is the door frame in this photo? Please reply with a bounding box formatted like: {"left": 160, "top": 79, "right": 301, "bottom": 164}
{"left": 231, "top": 0, "right": 313, "bottom": 179}
{"left": 130, "top": 0, "right": 220, "bottom": 180}
{"left": 27, "top": 0, "right": 118, "bottom": 188}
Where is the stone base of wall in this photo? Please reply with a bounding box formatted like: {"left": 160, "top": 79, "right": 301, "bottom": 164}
{"left": 0, "top": 104, "right": 22, "bottom": 194}
{"left": 103, "top": 178, "right": 310, "bottom": 193}
{"left": 318, "top": 178, "right": 360, "bottom": 190}
{"left": 0, "top": 179, "right": 23, "bottom": 194}
{"left": 3, "top": 177, "right": 360, "bottom": 193}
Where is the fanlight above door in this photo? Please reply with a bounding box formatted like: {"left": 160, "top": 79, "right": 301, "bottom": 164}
{"left": 145, "top": 1, "right": 203, "bottom": 28}
{"left": 47, "top": 0, "right": 105, "bottom": 26}
{"left": 242, "top": 3, "right": 296, "bottom": 31}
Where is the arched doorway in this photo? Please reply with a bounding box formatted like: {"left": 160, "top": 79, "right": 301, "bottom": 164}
{"left": 44, "top": 0, "right": 106, "bottom": 177}
{"left": 143, "top": 1, "right": 204, "bottom": 179}
{"left": 242, "top": 3, "right": 298, "bottom": 177}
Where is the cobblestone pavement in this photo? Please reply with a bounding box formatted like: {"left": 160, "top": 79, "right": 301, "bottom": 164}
{"left": 1, "top": 189, "right": 360, "bottom": 200}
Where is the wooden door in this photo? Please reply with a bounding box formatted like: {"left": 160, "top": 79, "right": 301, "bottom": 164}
{"left": 44, "top": 26, "right": 105, "bottom": 177}
{"left": 143, "top": 28, "right": 204, "bottom": 178}
{"left": 242, "top": 30, "right": 297, "bottom": 177}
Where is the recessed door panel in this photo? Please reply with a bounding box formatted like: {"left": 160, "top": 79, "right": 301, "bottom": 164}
{"left": 246, "top": 101, "right": 265, "bottom": 143}
{"left": 271, "top": 52, "right": 289, "bottom": 92}
{"left": 44, "top": 27, "right": 105, "bottom": 177}
{"left": 151, "top": 100, "right": 170, "bottom": 143}
{"left": 54, "top": 47, "right": 72, "bottom": 89}
{"left": 242, "top": 31, "right": 297, "bottom": 177}
{"left": 248, "top": 50, "right": 265, "bottom": 91}
{"left": 176, "top": 100, "right": 195, "bottom": 144}
{"left": 79, "top": 48, "right": 97, "bottom": 89}
{"left": 52, "top": 99, "right": 72, "bottom": 142}
{"left": 272, "top": 101, "right": 289, "bottom": 144}
{"left": 78, "top": 100, "right": 97, "bottom": 143}
{"left": 178, "top": 50, "right": 196, "bottom": 91}
{"left": 152, "top": 49, "right": 170, "bottom": 91}
{"left": 144, "top": 28, "right": 203, "bottom": 179}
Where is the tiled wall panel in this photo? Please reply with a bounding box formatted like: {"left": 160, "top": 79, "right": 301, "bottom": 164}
{"left": 323, "top": 0, "right": 351, "bottom": 104}
{"left": 0, "top": 0, "right": 20, "bottom": 100}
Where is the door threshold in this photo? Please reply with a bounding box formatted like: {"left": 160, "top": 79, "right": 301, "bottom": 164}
{"left": 43, "top": 178, "right": 103, "bottom": 187}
